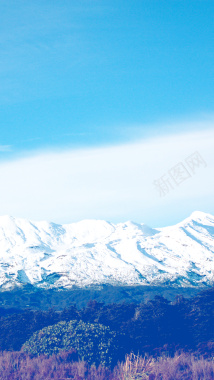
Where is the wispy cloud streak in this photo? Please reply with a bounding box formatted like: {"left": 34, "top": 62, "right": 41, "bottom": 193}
{"left": 0, "top": 126, "right": 213, "bottom": 227}
{"left": 0, "top": 145, "right": 12, "bottom": 152}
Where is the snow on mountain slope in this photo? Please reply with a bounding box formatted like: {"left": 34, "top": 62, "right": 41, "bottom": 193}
{"left": 0, "top": 212, "right": 213, "bottom": 290}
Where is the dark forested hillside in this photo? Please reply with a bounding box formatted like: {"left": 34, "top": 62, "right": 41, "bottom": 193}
{"left": 0, "top": 287, "right": 213, "bottom": 363}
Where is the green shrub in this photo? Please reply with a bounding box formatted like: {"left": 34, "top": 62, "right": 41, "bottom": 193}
{"left": 22, "top": 320, "right": 119, "bottom": 367}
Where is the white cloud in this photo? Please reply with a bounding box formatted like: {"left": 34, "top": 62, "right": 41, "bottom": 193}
{"left": 0, "top": 145, "right": 12, "bottom": 152}
{"left": 0, "top": 127, "right": 213, "bottom": 227}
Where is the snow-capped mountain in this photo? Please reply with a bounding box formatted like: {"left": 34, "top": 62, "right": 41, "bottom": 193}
{"left": 0, "top": 211, "right": 213, "bottom": 290}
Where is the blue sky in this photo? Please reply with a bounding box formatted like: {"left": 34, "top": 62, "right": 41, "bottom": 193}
{"left": 0, "top": 1, "right": 213, "bottom": 226}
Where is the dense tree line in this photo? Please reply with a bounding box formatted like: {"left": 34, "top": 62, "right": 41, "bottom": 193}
{"left": 0, "top": 287, "right": 213, "bottom": 363}
{"left": 0, "top": 284, "right": 199, "bottom": 309}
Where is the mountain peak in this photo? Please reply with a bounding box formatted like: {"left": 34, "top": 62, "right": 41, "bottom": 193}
{"left": 190, "top": 211, "right": 210, "bottom": 220}
{"left": 174, "top": 211, "right": 214, "bottom": 228}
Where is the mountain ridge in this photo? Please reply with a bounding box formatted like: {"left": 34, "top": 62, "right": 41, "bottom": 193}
{"left": 0, "top": 211, "right": 213, "bottom": 290}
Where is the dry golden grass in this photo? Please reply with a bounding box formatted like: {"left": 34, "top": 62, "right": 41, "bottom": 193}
{"left": 114, "top": 352, "right": 214, "bottom": 380}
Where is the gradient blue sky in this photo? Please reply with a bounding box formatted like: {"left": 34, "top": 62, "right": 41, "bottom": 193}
{"left": 0, "top": 1, "right": 213, "bottom": 226}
